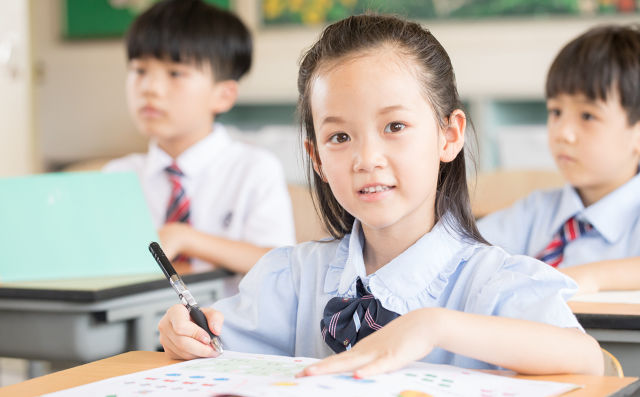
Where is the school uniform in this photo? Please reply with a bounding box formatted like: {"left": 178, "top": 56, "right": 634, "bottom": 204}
{"left": 104, "top": 123, "right": 296, "bottom": 264}
{"left": 477, "top": 171, "right": 640, "bottom": 268}
{"left": 213, "top": 215, "right": 582, "bottom": 370}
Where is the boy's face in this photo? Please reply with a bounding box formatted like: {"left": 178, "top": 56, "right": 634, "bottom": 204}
{"left": 126, "top": 57, "right": 230, "bottom": 155}
{"left": 547, "top": 92, "right": 640, "bottom": 205}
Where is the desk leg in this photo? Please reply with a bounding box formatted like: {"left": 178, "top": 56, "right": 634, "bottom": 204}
{"left": 131, "top": 314, "right": 160, "bottom": 352}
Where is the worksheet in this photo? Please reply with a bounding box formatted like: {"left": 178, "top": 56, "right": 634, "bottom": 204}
{"left": 44, "top": 351, "right": 580, "bottom": 397}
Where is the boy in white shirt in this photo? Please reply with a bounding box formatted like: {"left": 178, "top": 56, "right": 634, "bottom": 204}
{"left": 104, "top": 0, "right": 295, "bottom": 273}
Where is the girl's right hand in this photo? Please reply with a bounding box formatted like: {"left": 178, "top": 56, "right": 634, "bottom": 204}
{"left": 158, "top": 304, "right": 225, "bottom": 360}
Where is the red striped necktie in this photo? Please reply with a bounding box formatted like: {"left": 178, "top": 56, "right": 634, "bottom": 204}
{"left": 165, "top": 162, "right": 190, "bottom": 262}
{"left": 536, "top": 216, "right": 593, "bottom": 267}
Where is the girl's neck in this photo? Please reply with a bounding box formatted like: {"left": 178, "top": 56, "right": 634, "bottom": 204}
{"left": 361, "top": 213, "right": 436, "bottom": 275}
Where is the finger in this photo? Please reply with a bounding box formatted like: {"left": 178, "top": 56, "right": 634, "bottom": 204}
{"left": 353, "top": 356, "right": 402, "bottom": 378}
{"left": 299, "top": 350, "right": 374, "bottom": 377}
{"left": 165, "top": 326, "right": 217, "bottom": 359}
{"left": 160, "top": 332, "right": 200, "bottom": 360}
{"left": 202, "top": 308, "right": 224, "bottom": 335}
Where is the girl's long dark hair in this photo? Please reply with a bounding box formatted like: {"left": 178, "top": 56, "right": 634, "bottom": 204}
{"left": 297, "top": 14, "right": 487, "bottom": 244}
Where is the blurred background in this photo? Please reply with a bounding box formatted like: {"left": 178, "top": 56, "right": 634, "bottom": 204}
{"left": 2, "top": 0, "right": 639, "bottom": 183}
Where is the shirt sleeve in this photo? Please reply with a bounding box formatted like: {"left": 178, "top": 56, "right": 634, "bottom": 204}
{"left": 477, "top": 193, "right": 540, "bottom": 255}
{"left": 212, "top": 247, "right": 299, "bottom": 355}
{"left": 240, "top": 151, "right": 296, "bottom": 247}
{"left": 471, "top": 253, "right": 583, "bottom": 331}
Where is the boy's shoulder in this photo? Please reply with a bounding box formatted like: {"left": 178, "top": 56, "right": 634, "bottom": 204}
{"left": 102, "top": 153, "right": 147, "bottom": 173}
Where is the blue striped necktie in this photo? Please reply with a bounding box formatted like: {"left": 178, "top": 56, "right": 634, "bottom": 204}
{"left": 321, "top": 277, "right": 400, "bottom": 353}
{"left": 536, "top": 216, "right": 593, "bottom": 267}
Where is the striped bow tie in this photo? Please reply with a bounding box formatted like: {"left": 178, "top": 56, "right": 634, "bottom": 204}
{"left": 320, "top": 277, "right": 400, "bottom": 353}
{"left": 536, "top": 216, "right": 593, "bottom": 267}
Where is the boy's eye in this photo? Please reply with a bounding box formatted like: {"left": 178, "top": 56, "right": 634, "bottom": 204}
{"left": 547, "top": 108, "right": 561, "bottom": 118}
{"left": 134, "top": 67, "right": 146, "bottom": 75}
{"left": 169, "top": 70, "right": 182, "bottom": 77}
{"left": 384, "top": 122, "right": 405, "bottom": 133}
{"left": 581, "top": 112, "right": 594, "bottom": 121}
{"left": 329, "top": 132, "right": 350, "bottom": 144}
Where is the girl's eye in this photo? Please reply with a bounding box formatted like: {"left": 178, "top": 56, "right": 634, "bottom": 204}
{"left": 581, "top": 112, "right": 594, "bottom": 121}
{"left": 329, "top": 132, "right": 350, "bottom": 144}
{"left": 169, "top": 70, "right": 182, "bottom": 78}
{"left": 134, "top": 67, "right": 146, "bottom": 76}
{"left": 384, "top": 122, "right": 405, "bottom": 133}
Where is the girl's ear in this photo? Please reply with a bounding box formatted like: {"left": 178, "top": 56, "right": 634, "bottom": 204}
{"left": 439, "top": 109, "right": 466, "bottom": 163}
{"left": 304, "top": 139, "right": 327, "bottom": 182}
{"left": 210, "top": 80, "right": 239, "bottom": 114}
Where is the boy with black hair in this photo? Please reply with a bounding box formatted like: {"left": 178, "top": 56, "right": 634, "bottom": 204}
{"left": 105, "top": 0, "right": 295, "bottom": 273}
{"left": 479, "top": 24, "right": 640, "bottom": 293}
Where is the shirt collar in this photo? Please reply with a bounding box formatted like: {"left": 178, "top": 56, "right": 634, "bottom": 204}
{"left": 324, "top": 215, "right": 474, "bottom": 301}
{"left": 143, "top": 123, "right": 231, "bottom": 179}
{"left": 583, "top": 170, "right": 640, "bottom": 243}
{"left": 550, "top": 170, "right": 640, "bottom": 244}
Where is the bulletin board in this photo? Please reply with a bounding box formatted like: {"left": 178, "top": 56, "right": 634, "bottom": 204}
{"left": 64, "top": 0, "right": 231, "bottom": 39}
{"left": 261, "top": 0, "right": 640, "bottom": 26}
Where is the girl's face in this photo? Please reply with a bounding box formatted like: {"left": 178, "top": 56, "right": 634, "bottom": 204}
{"left": 308, "top": 48, "right": 464, "bottom": 239}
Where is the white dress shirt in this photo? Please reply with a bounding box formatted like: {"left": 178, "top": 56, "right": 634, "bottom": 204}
{"left": 104, "top": 123, "right": 296, "bottom": 258}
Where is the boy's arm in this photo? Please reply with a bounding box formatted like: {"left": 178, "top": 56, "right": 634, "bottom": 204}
{"left": 159, "top": 222, "right": 270, "bottom": 273}
{"left": 560, "top": 257, "right": 640, "bottom": 294}
{"left": 300, "top": 308, "right": 603, "bottom": 377}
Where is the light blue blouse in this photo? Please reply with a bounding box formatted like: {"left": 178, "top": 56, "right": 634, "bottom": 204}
{"left": 478, "top": 172, "right": 640, "bottom": 268}
{"left": 213, "top": 216, "right": 581, "bottom": 370}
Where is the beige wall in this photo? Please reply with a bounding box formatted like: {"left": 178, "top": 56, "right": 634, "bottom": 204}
{"left": 32, "top": 0, "right": 638, "bottom": 167}
{"left": 0, "top": 0, "right": 36, "bottom": 176}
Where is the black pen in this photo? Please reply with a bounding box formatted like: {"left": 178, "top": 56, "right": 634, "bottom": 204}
{"left": 148, "top": 241, "right": 223, "bottom": 354}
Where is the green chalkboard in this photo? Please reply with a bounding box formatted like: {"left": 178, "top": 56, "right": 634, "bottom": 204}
{"left": 261, "top": 0, "right": 639, "bottom": 26}
{"left": 64, "top": 0, "right": 231, "bottom": 39}
{"left": 0, "top": 172, "right": 161, "bottom": 282}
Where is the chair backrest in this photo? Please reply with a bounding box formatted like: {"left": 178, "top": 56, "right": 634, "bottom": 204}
{"left": 470, "top": 169, "right": 564, "bottom": 218}
{"left": 601, "top": 348, "right": 624, "bottom": 377}
{"left": 287, "top": 184, "right": 329, "bottom": 243}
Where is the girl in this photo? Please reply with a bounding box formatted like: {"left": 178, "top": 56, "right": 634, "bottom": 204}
{"left": 158, "top": 14, "right": 603, "bottom": 375}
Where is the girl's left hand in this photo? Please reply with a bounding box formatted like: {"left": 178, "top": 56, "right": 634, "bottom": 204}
{"left": 297, "top": 307, "right": 441, "bottom": 378}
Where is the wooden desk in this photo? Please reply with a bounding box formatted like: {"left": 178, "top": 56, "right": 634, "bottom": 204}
{"left": 0, "top": 264, "right": 236, "bottom": 363}
{"left": 0, "top": 351, "right": 637, "bottom": 397}
{"left": 570, "top": 300, "right": 640, "bottom": 378}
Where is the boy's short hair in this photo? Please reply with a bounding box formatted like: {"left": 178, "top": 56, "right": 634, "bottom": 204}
{"left": 126, "top": 0, "right": 252, "bottom": 81}
{"left": 546, "top": 24, "right": 640, "bottom": 125}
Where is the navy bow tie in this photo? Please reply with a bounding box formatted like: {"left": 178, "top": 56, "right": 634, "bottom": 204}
{"left": 320, "top": 277, "right": 400, "bottom": 353}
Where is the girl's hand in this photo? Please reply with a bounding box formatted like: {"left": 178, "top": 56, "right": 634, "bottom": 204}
{"left": 158, "top": 222, "right": 191, "bottom": 261}
{"left": 298, "top": 307, "right": 441, "bottom": 378}
{"left": 158, "top": 304, "right": 225, "bottom": 360}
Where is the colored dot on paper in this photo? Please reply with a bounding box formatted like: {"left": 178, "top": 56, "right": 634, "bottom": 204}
{"left": 166, "top": 373, "right": 180, "bottom": 376}
{"left": 189, "top": 375, "right": 205, "bottom": 378}
{"left": 213, "top": 377, "right": 230, "bottom": 381}
{"left": 398, "top": 391, "right": 433, "bottom": 397}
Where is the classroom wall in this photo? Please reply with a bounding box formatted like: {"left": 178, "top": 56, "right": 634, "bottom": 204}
{"left": 0, "top": 0, "right": 36, "bottom": 177}
{"left": 32, "top": 0, "right": 638, "bottom": 170}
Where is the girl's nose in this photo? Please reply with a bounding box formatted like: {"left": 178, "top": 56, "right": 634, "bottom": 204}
{"left": 353, "top": 136, "right": 387, "bottom": 172}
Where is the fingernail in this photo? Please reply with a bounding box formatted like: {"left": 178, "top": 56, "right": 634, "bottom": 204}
{"left": 200, "top": 335, "right": 210, "bottom": 344}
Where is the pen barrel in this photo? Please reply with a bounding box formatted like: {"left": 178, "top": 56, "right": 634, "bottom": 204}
{"left": 189, "top": 305, "right": 215, "bottom": 339}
